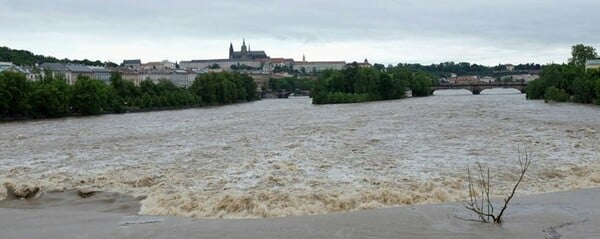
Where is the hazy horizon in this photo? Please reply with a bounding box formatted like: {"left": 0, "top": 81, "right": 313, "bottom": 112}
{"left": 1, "top": 0, "right": 599, "bottom": 66}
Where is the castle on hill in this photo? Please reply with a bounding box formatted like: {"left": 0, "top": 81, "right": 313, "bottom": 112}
{"left": 229, "top": 39, "right": 268, "bottom": 60}
{"left": 179, "top": 39, "right": 368, "bottom": 74}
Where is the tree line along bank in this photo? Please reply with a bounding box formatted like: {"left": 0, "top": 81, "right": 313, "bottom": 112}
{"left": 311, "top": 62, "right": 435, "bottom": 104}
{"left": 0, "top": 71, "right": 258, "bottom": 120}
{"left": 526, "top": 44, "right": 600, "bottom": 105}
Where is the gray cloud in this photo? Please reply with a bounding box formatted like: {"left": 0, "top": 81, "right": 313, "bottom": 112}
{"left": 1, "top": 0, "right": 599, "bottom": 65}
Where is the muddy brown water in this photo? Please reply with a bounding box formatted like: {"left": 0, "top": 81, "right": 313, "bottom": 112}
{"left": 1, "top": 89, "right": 599, "bottom": 218}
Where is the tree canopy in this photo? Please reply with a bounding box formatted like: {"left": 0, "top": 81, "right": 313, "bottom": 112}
{"left": 0, "top": 46, "right": 116, "bottom": 67}
{"left": 569, "top": 44, "right": 598, "bottom": 66}
{"left": 526, "top": 44, "right": 600, "bottom": 105}
{"left": 311, "top": 63, "right": 434, "bottom": 104}
{"left": 0, "top": 71, "right": 260, "bottom": 120}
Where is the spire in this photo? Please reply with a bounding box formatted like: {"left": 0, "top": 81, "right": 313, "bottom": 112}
{"left": 302, "top": 54, "right": 306, "bottom": 62}
{"left": 241, "top": 38, "right": 248, "bottom": 54}
{"left": 229, "top": 42, "right": 234, "bottom": 59}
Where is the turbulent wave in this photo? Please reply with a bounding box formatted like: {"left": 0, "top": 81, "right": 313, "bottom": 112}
{"left": 1, "top": 92, "right": 599, "bottom": 218}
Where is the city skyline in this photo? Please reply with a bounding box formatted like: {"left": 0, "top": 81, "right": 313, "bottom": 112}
{"left": 1, "top": 0, "right": 599, "bottom": 66}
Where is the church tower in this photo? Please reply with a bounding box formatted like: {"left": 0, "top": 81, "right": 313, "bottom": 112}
{"left": 241, "top": 39, "right": 248, "bottom": 53}
{"left": 229, "top": 42, "right": 234, "bottom": 59}
{"left": 240, "top": 38, "right": 248, "bottom": 60}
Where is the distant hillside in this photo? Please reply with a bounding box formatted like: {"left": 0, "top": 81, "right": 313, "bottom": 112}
{"left": 0, "top": 46, "right": 116, "bottom": 67}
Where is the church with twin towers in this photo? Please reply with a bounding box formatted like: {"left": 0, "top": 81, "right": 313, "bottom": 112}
{"left": 228, "top": 39, "right": 268, "bottom": 60}
{"left": 179, "top": 39, "right": 367, "bottom": 74}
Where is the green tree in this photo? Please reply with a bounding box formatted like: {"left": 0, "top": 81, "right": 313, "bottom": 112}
{"left": 569, "top": 44, "right": 598, "bottom": 67}
{"left": 595, "top": 80, "right": 600, "bottom": 105}
{"left": 0, "top": 71, "right": 32, "bottom": 116}
{"left": 411, "top": 72, "right": 434, "bottom": 97}
{"left": 240, "top": 74, "right": 257, "bottom": 100}
{"left": 373, "top": 63, "right": 386, "bottom": 72}
{"left": 110, "top": 71, "right": 138, "bottom": 99}
{"left": 30, "top": 77, "right": 71, "bottom": 117}
{"left": 71, "top": 76, "right": 110, "bottom": 114}
{"left": 544, "top": 86, "right": 570, "bottom": 102}
{"left": 140, "top": 79, "right": 158, "bottom": 95}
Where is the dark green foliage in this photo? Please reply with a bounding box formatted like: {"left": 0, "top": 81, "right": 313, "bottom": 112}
{"left": 110, "top": 72, "right": 138, "bottom": 99}
{"left": 0, "top": 71, "right": 258, "bottom": 120}
{"left": 272, "top": 65, "right": 295, "bottom": 74}
{"left": 569, "top": 44, "right": 598, "bottom": 67}
{"left": 312, "top": 64, "right": 429, "bottom": 104}
{"left": 596, "top": 80, "right": 600, "bottom": 105}
{"left": 0, "top": 46, "right": 116, "bottom": 67}
{"left": 398, "top": 62, "right": 541, "bottom": 79}
{"left": 71, "top": 76, "right": 111, "bottom": 114}
{"left": 410, "top": 72, "right": 434, "bottom": 97}
{"left": 544, "top": 86, "right": 570, "bottom": 102}
{"left": 268, "top": 77, "right": 315, "bottom": 92}
{"left": 30, "top": 75, "right": 71, "bottom": 117}
{"left": 526, "top": 65, "right": 599, "bottom": 104}
{"left": 0, "top": 71, "right": 32, "bottom": 116}
{"left": 240, "top": 74, "right": 258, "bottom": 101}
{"left": 190, "top": 72, "right": 257, "bottom": 105}
{"left": 319, "top": 92, "right": 370, "bottom": 104}
{"left": 525, "top": 79, "right": 545, "bottom": 100}
{"left": 525, "top": 45, "right": 600, "bottom": 105}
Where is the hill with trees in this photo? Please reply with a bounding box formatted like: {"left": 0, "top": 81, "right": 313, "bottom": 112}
{"left": 0, "top": 46, "right": 117, "bottom": 67}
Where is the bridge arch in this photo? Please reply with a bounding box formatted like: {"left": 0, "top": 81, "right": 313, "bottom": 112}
{"left": 431, "top": 83, "right": 527, "bottom": 95}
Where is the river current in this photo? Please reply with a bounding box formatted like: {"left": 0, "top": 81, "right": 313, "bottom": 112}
{"left": 1, "top": 89, "right": 599, "bottom": 218}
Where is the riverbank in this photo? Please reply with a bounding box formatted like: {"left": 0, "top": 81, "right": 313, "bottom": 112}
{"left": 0, "top": 100, "right": 258, "bottom": 123}
{"left": 1, "top": 188, "right": 598, "bottom": 239}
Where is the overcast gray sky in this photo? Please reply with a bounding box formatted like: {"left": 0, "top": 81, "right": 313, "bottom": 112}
{"left": 1, "top": 0, "right": 598, "bottom": 65}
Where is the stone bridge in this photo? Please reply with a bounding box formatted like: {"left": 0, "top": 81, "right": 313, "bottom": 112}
{"left": 431, "top": 82, "right": 528, "bottom": 95}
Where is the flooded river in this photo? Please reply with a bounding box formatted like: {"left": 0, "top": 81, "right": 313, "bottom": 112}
{"left": 1, "top": 89, "right": 599, "bottom": 218}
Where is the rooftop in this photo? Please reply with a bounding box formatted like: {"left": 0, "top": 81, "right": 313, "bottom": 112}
{"left": 295, "top": 61, "right": 347, "bottom": 64}
{"left": 123, "top": 59, "right": 142, "bottom": 65}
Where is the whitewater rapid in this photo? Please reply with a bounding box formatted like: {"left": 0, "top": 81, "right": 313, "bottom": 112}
{"left": 1, "top": 89, "right": 599, "bottom": 218}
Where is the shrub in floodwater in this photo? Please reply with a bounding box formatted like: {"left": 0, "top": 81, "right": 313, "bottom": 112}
{"left": 458, "top": 151, "right": 532, "bottom": 224}
{"left": 544, "top": 86, "right": 570, "bottom": 103}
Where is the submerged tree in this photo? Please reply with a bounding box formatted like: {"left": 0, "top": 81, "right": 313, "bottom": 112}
{"left": 460, "top": 151, "right": 532, "bottom": 224}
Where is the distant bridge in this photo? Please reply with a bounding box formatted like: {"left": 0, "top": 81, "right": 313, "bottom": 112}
{"left": 431, "top": 82, "right": 528, "bottom": 95}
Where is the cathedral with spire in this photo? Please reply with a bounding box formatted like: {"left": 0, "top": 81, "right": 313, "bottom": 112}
{"left": 229, "top": 39, "right": 268, "bottom": 60}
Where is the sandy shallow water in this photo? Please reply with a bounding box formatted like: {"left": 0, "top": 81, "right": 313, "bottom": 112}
{"left": 1, "top": 89, "right": 599, "bottom": 218}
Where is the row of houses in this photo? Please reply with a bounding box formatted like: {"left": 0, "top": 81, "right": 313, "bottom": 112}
{"left": 38, "top": 63, "right": 198, "bottom": 87}
{"left": 442, "top": 74, "right": 539, "bottom": 84}
{"left": 0, "top": 62, "right": 37, "bottom": 81}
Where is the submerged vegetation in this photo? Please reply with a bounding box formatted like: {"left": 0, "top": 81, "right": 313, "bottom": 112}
{"left": 311, "top": 63, "right": 435, "bottom": 104}
{"left": 0, "top": 71, "right": 258, "bottom": 120}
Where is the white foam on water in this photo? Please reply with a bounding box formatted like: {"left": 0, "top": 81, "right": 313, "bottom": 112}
{"left": 1, "top": 92, "right": 599, "bottom": 218}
